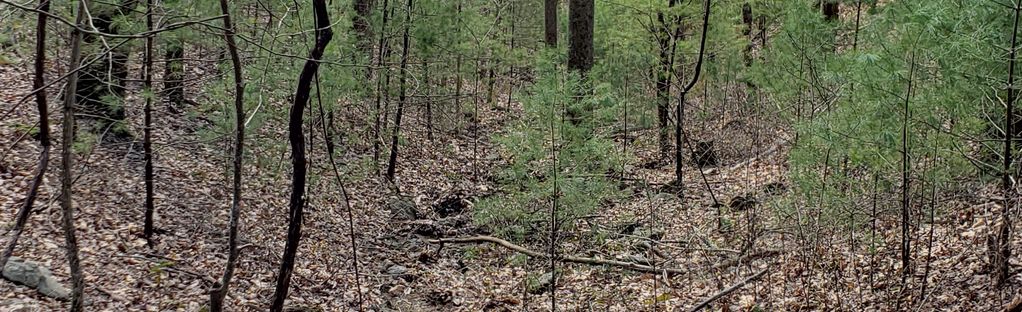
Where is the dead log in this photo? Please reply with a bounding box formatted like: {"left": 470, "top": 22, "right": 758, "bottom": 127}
{"left": 689, "top": 267, "right": 769, "bottom": 312}
{"left": 428, "top": 235, "right": 778, "bottom": 275}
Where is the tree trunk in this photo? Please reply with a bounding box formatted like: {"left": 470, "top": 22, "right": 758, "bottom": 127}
{"left": 373, "top": 0, "right": 393, "bottom": 170}
{"left": 353, "top": 0, "right": 374, "bottom": 54}
{"left": 209, "top": 0, "right": 246, "bottom": 309}
{"left": 568, "top": 0, "right": 593, "bottom": 73}
{"left": 386, "top": 0, "right": 413, "bottom": 182}
{"left": 0, "top": 0, "right": 52, "bottom": 271}
{"left": 142, "top": 0, "right": 156, "bottom": 246}
{"left": 76, "top": 0, "right": 137, "bottom": 138}
{"left": 545, "top": 0, "right": 557, "bottom": 48}
{"left": 994, "top": 3, "right": 1021, "bottom": 288}
{"left": 822, "top": 0, "right": 839, "bottom": 22}
{"left": 62, "top": 0, "right": 89, "bottom": 310}
{"left": 507, "top": 0, "right": 517, "bottom": 109}
{"left": 164, "top": 42, "right": 185, "bottom": 113}
{"left": 742, "top": 2, "right": 753, "bottom": 66}
{"left": 675, "top": 0, "right": 711, "bottom": 184}
{"left": 425, "top": 61, "right": 433, "bottom": 141}
{"left": 655, "top": 0, "right": 680, "bottom": 163}
{"left": 900, "top": 52, "right": 917, "bottom": 285}
{"left": 269, "top": 1, "right": 332, "bottom": 310}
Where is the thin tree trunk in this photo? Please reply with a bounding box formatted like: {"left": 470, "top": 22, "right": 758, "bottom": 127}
{"left": 655, "top": 0, "right": 679, "bottom": 162}
{"left": 425, "top": 61, "right": 433, "bottom": 141}
{"left": 373, "top": 0, "right": 392, "bottom": 170}
{"left": 314, "top": 72, "right": 365, "bottom": 311}
{"left": 62, "top": 0, "right": 89, "bottom": 310}
{"left": 269, "top": 1, "right": 332, "bottom": 310}
{"left": 994, "top": 2, "right": 1021, "bottom": 288}
{"left": 386, "top": 0, "right": 413, "bottom": 182}
{"left": 900, "top": 52, "right": 917, "bottom": 284}
{"left": 506, "top": 0, "right": 516, "bottom": 109}
{"left": 454, "top": 1, "right": 464, "bottom": 132}
{"left": 209, "top": 0, "right": 246, "bottom": 309}
{"left": 675, "top": 0, "right": 711, "bottom": 184}
{"left": 0, "top": 0, "right": 51, "bottom": 270}
{"left": 545, "top": 0, "right": 557, "bottom": 48}
{"left": 852, "top": 0, "right": 862, "bottom": 51}
{"left": 919, "top": 183, "right": 938, "bottom": 301}
{"left": 142, "top": 0, "right": 156, "bottom": 247}
{"left": 742, "top": 2, "right": 753, "bottom": 66}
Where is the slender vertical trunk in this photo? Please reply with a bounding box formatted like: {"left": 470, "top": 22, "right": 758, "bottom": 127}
{"left": 454, "top": 1, "right": 464, "bottom": 132}
{"left": 994, "top": 2, "right": 1021, "bottom": 288}
{"left": 270, "top": 0, "right": 332, "bottom": 310}
{"left": 920, "top": 183, "right": 938, "bottom": 300}
{"left": 142, "top": 0, "right": 156, "bottom": 247}
{"left": 655, "top": 0, "right": 678, "bottom": 162}
{"left": 373, "top": 0, "right": 392, "bottom": 170}
{"left": 852, "top": 0, "right": 862, "bottom": 51}
{"left": 487, "top": 60, "right": 496, "bottom": 105}
{"left": 386, "top": 0, "right": 413, "bottom": 182}
{"left": 314, "top": 73, "right": 364, "bottom": 311}
{"left": 742, "top": 2, "right": 753, "bottom": 66}
{"left": 506, "top": 0, "right": 516, "bottom": 109}
{"left": 425, "top": 62, "right": 433, "bottom": 141}
{"left": 675, "top": 0, "right": 711, "bottom": 184}
{"left": 455, "top": 56, "right": 463, "bottom": 129}
{"left": 545, "top": 0, "right": 557, "bottom": 48}
{"left": 757, "top": 15, "right": 766, "bottom": 47}
{"left": 547, "top": 70, "right": 562, "bottom": 312}
{"left": 485, "top": 1, "right": 501, "bottom": 108}
{"left": 900, "top": 52, "right": 917, "bottom": 284}
{"left": 473, "top": 58, "right": 481, "bottom": 178}
{"left": 62, "top": 1, "right": 89, "bottom": 310}
{"left": 210, "top": 0, "right": 246, "bottom": 309}
{"left": 0, "top": 0, "right": 52, "bottom": 270}
{"left": 869, "top": 174, "right": 879, "bottom": 291}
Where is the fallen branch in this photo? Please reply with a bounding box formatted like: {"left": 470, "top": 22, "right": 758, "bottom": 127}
{"left": 690, "top": 267, "right": 769, "bottom": 312}
{"left": 431, "top": 236, "right": 688, "bottom": 274}
{"left": 429, "top": 236, "right": 774, "bottom": 275}
{"left": 728, "top": 137, "right": 788, "bottom": 171}
{"left": 1003, "top": 295, "right": 1022, "bottom": 312}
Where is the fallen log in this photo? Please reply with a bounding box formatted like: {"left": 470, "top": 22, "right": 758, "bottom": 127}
{"left": 689, "top": 267, "right": 769, "bottom": 312}
{"left": 428, "top": 235, "right": 777, "bottom": 275}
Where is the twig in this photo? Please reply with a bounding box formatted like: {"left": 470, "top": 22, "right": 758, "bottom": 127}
{"left": 689, "top": 268, "right": 769, "bottom": 312}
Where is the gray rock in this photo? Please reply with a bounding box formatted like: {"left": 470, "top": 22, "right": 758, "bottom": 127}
{"left": 0, "top": 299, "right": 41, "bottom": 312}
{"left": 386, "top": 265, "right": 409, "bottom": 276}
{"left": 622, "top": 254, "right": 651, "bottom": 265}
{"left": 388, "top": 197, "right": 418, "bottom": 220}
{"left": 636, "top": 227, "right": 666, "bottom": 241}
{"left": 652, "top": 193, "right": 679, "bottom": 202}
{"left": 528, "top": 272, "right": 554, "bottom": 294}
{"left": 2, "top": 257, "right": 70, "bottom": 300}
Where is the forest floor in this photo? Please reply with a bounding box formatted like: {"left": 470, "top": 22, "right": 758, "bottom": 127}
{"left": 3, "top": 46, "right": 1022, "bottom": 312}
